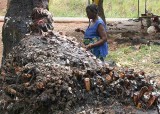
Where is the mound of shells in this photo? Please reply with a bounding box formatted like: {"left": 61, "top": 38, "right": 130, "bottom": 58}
{"left": 0, "top": 32, "right": 159, "bottom": 114}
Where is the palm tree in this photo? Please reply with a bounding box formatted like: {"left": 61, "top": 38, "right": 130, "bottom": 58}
{"left": 2, "top": 0, "right": 49, "bottom": 59}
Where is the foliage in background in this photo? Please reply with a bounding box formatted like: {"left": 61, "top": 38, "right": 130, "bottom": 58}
{"left": 0, "top": 0, "right": 160, "bottom": 17}
{"left": 49, "top": 0, "right": 160, "bottom": 18}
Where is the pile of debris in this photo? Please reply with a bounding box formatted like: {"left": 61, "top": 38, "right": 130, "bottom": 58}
{"left": 0, "top": 32, "right": 159, "bottom": 114}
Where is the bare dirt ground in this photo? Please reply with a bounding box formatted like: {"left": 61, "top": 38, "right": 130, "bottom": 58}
{"left": 54, "top": 20, "right": 142, "bottom": 50}
{"left": 0, "top": 0, "right": 7, "bottom": 15}
{"left": 53, "top": 20, "right": 159, "bottom": 51}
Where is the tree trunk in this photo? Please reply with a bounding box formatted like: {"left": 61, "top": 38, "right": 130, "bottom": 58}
{"left": 7, "top": 0, "right": 11, "bottom": 9}
{"left": 92, "top": 0, "right": 106, "bottom": 25}
{"left": 2, "top": 0, "right": 49, "bottom": 60}
{"left": 98, "top": 0, "right": 106, "bottom": 25}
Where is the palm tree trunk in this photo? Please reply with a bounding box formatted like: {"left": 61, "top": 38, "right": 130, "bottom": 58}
{"left": 2, "top": 0, "right": 49, "bottom": 60}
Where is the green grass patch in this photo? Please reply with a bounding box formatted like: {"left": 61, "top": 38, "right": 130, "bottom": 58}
{"left": 106, "top": 44, "right": 160, "bottom": 74}
{"left": 49, "top": 0, "right": 160, "bottom": 18}
{"left": 1, "top": 0, "right": 160, "bottom": 17}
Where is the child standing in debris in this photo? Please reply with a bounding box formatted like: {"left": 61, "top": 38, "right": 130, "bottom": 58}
{"left": 75, "top": 4, "right": 108, "bottom": 61}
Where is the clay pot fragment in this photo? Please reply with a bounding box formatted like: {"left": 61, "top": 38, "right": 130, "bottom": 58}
{"left": 23, "top": 82, "right": 30, "bottom": 87}
{"left": 36, "top": 82, "right": 45, "bottom": 90}
{"left": 84, "top": 78, "right": 90, "bottom": 91}
{"left": 147, "top": 95, "right": 157, "bottom": 108}
{"left": 4, "top": 86, "right": 22, "bottom": 97}
{"left": 22, "top": 73, "right": 32, "bottom": 79}
{"left": 105, "top": 75, "right": 112, "bottom": 83}
{"left": 119, "top": 72, "right": 125, "bottom": 79}
{"left": 14, "top": 66, "right": 23, "bottom": 75}
{"left": 139, "top": 86, "right": 149, "bottom": 98}
{"left": 137, "top": 102, "right": 142, "bottom": 109}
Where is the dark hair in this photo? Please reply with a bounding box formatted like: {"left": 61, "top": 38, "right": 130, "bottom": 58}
{"left": 86, "top": 4, "right": 98, "bottom": 14}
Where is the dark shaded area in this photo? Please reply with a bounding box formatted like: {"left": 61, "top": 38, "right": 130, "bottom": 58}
{"left": 2, "top": 0, "right": 33, "bottom": 58}
{"left": 2, "top": 0, "right": 49, "bottom": 60}
{"left": 32, "top": 0, "right": 49, "bottom": 10}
